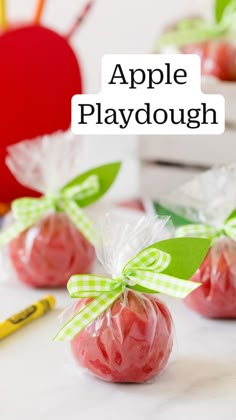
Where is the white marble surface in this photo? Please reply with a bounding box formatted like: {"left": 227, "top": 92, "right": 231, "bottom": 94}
{"left": 1, "top": 281, "right": 236, "bottom": 420}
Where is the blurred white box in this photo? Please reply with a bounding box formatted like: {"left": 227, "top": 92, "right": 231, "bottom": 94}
{"left": 140, "top": 128, "right": 236, "bottom": 199}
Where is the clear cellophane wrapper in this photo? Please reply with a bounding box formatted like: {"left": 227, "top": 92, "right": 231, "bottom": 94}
{"left": 160, "top": 165, "right": 236, "bottom": 318}
{"left": 0, "top": 133, "right": 95, "bottom": 288}
{"left": 60, "top": 212, "right": 175, "bottom": 383}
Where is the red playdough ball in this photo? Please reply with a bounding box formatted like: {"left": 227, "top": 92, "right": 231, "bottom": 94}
{"left": 182, "top": 40, "right": 236, "bottom": 81}
{"left": 9, "top": 212, "right": 94, "bottom": 288}
{"left": 71, "top": 290, "right": 173, "bottom": 383}
{"left": 184, "top": 237, "right": 236, "bottom": 318}
{"left": 0, "top": 24, "right": 82, "bottom": 203}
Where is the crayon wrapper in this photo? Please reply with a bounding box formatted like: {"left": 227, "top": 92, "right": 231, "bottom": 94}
{"left": 0, "top": 295, "right": 55, "bottom": 340}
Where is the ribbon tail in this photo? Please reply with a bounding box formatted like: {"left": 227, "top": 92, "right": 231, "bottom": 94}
{"left": 176, "top": 224, "right": 216, "bottom": 239}
{"left": 62, "top": 200, "right": 96, "bottom": 245}
{"left": 129, "top": 271, "right": 201, "bottom": 299}
{"left": 12, "top": 197, "right": 53, "bottom": 225}
{"left": 0, "top": 197, "right": 54, "bottom": 245}
{"left": 68, "top": 274, "right": 120, "bottom": 298}
{"left": 53, "top": 287, "right": 124, "bottom": 341}
{"left": 62, "top": 175, "right": 99, "bottom": 200}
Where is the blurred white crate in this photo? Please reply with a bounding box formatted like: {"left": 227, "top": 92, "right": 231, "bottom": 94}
{"left": 140, "top": 128, "right": 236, "bottom": 167}
{"left": 139, "top": 127, "right": 236, "bottom": 199}
{"left": 141, "top": 162, "right": 200, "bottom": 199}
{"left": 202, "top": 79, "right": 236, "bottom": 125}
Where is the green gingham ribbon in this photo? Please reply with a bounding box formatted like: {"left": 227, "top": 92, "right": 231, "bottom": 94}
{"left": 176, "top": 217, "right": 236, "bottom": 242}
{"left": 0, "top": 175, "right": 99, "bottom": 245}
{"left": 157, "top": 18, "right": 227, "bottom": 49}
{"left": 54, "top": 247, "right": 200, "bottom": 341}
{"left": 156, "top": 1, "right": 236, "bottom": 49}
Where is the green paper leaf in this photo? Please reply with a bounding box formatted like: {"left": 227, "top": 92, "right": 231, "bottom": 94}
{"left": 154, "top": 202, "right": 191, "bottom": 227}
{"left": 215, "top": 0, "right": 232, "bottom": 22}
{"left": 226, "top": 208, "right": 236, "bottom": 222}
{"left": 130, "top": 237, "right": 210, "bottom": 294}
{"left": 151, "top": 237, "right": 210, "bottom": 279}
{"left": 61, "top": 162, "right": 121, "bottom": 208}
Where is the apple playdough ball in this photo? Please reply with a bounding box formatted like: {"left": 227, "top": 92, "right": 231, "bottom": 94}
{"left": 71, "top": 290, "right": 173, "bottom": 383}
{"left": 184, "top": 237, "right": 236, "bottom": 318}
{"left": 9, "top": 213, "right": 94, "bottom": 288}
{"left": 182, "top": 40, "right": 236, "bottom": 81}
{"left": 0, "top": 25, "right": 82, "bottom": 203}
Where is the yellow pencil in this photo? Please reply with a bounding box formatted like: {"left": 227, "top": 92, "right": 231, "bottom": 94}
{"left": 0, "top": 295, "right": 56, "bottom": 340}
{"left": 0, "top": 0, "right": 7, "bottom": 30}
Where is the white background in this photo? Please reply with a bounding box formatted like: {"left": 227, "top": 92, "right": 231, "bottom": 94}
{"left": 6, "top": 0, "right": 212, "bottom": 92}
{"left": 5, "top": 0, "right": 214, "bottom": 199}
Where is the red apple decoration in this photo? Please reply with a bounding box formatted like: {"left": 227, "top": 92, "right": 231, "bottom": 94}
{"left": 182, "top": 40, "right": 236, "bottom": 81}
{"left": 184, "top": 237, "right": 236, "bottom": 318}
{"left": 117, "top": 199, "right": 145, "bottom": 213}
{"left": 9, "top": 212, "right": 94, "bottom": 288}
{"left": 0, "top": 24, "right": 82, "bottom": 203}
{"left": 71, "top": 290, "right": 173, "bottom": 383}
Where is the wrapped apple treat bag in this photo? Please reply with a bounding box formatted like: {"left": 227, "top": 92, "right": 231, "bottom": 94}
{"left": 54, "top": 213, "right": 209, "bottom": 383}
{"left": 0, "top": 134, "right": 121, "bottom": 288}
{"left": 156, "top": 0, "right": 236, "bottom": 81}
{"left": 160, "top": 165, "right": 236, "bottom": 318}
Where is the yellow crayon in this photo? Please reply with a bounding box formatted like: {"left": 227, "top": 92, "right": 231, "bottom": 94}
{"left": 0, "top": 295, "right": 56, "bottom": 340}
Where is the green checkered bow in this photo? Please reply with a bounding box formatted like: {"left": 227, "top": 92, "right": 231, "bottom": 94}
{"left": 54, "top": 247, "right": 200, "bottom": 341}
{"left": 0, "top": 175, "right": 99, "bottom": 245}
{"left": 176, "top": 216, "right": 236, "bottom": 242}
